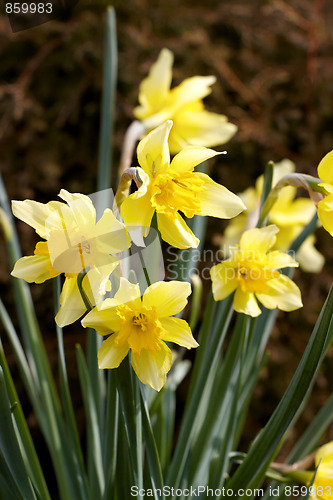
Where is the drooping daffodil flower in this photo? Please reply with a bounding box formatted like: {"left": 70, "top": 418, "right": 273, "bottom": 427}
{"left": 81, "top": 278, "right": 198, "bottom": 391}
{"left": 317, "top": 150, "right": 333, "bottom": 237}
{"left": 222, "top": 159, "right": 324, "bottom": 273}
{"left": 11, "top": 190, "right": 130, "bottom": 326}
{"left": 121, "top": 120, "right": 245, "bottom": 249}
{"left": 134, "top": 48, "right": 237, "bottom": 154}
{"left": 211, "top": 225, "right": 303, "bottom": 317}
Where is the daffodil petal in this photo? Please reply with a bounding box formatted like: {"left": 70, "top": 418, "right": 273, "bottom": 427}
{"left": 169, "top": 76, "right": 216, "bottom": 109}
{"left": 82, "top": 299, "right": 122, "bottom": 335}
{"left": 195, "top": 172, "right": 246, "bottom": 219}
{"left": 55, "top": 277, "right": 87, "bottom": 327}
{"left": 131, "top": 343, "right": 172, "bottom": 391}
{"left": 318, "top": 194, "right": 333, "bottom": 235}
{"left": 11, "top": 254, "right": 60, "bottom": 283}
{"left": 210, "top": 261, "right": 238, "bottom": 301}
{"left": 157, "top": 212, "right": 199, "bottom": 249}
{"left": 134, "top": 48, "right": 173, "bottom": 120}
{"left": 318, "top": 150, "right": 333, "bottom": 184}
{"left": 142, "top": 280, "right": 191, "bottom": 317}
{"left": 256, "top": 274, "right": 302, "bottom": 312}
{"left": 296, "top": 236, "right": 325, "bottom": 273}
{"left": 121, "top": 190, "right": 154, "bottom": 247}
{"left": 160, "top": 317, "right": 198, "bottom": 348}
{"left": 114, "top": 277, "right": 141, "bottom": 309}
{"left": 172, "top": 108, "right": 237, "bottom": 150}
{"left": 264, "top": 250, "right": 299, "bottom": 269}
{"left": 315, "top": 442, "right": 333, "bottom": 467}
{"left": 233, "top": 288, "right": 261, "bottom": 317}
{"left": 94, "top": 208, "right": 130, "bottom": 254}
{"left": 11, "top": 199, "right": 63, "bottom": 239}
{"left": 169, "top": 146, "right": 220, "bottom": 173}
{"left": 98, "top": 335, "right": 129, "bottom": 369}
{"left": 240, "top": 225, "right": 279, "bottom": 255}
{"left": 58, "top": 189, "right": 96, "bottom": 228}
{"left": 271, "top": 197, "right": 316, "bottom": 226}
{"left": 84, "top": 262, "right": 118, "bottom": 306}
{"left": 137, "top": 121, "right": 172, "bottom": 176}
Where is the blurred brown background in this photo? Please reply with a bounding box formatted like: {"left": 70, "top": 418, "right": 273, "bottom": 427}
{"left": 1, "top": 0, "right": 333, "bottom": 477}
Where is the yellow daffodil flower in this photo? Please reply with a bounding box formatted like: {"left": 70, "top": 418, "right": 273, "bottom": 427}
{"left": 317, "top": 150, "right": 333, "bottom": 236}
{"left": 134, "top": 48, "right": 237, "bottom": 153}
{"left": 222, "top": 160, "right": 324, "bottom": 273}
{"left": 121, "top": 120, "right": 245, "bottom": 249}
{"left": 293, "top": 442, "right": 333, "bottom": 499}
{"left": 211, "top": 225, "right": 303, "bottom": 317}
{"left": 81, "top": 277, "right": 198, "bottom": 391}
{"left": 11, "top": 189, "right": 130, "bottom": 327}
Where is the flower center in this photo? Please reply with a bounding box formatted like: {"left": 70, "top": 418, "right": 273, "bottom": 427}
{"left": 235, "top": 252, "right": 280, "bottom": 293}
{"left": 150, "top": 169, "right": 204, "bottom": 219}
{"left": 114, "top": 304, "right": 163, "bottom": 354}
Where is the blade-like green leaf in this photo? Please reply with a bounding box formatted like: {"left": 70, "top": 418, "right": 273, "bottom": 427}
{"left": 227, "top": 286, "right": 333, "bottom": 495}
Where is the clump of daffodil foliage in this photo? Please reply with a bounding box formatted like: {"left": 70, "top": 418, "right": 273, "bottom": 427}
{"left": 1, "top": 12, "right": 333, "bottom": 500}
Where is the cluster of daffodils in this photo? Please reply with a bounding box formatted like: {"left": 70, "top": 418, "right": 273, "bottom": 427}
{"left": 10, "top": 49, "right": 332, "bottom": 391}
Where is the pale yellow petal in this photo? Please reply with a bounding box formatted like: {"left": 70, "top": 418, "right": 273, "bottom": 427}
{"left": 318, "top": 194, "right": 333, "bottom": 235}
{"left": 114, "top": 277, "right": 141, "bottom": 309}
{"left": 137, "top": 121, "right": 172, "bottom": 176}
{"left": 142, "top": 280, "right": 191, "bottom": 318}
{"left": 256, "top": 274, "right": 302, "bottom": 312}
{"left": 210, "top": 261, "right": 238, "bottom": 301}
{"left": 264, "top": 250, "right": 299, "bottom": 270}
{"left": 195, "top": 172, "right": 246, "bottom": 219}
{"left": 233, "top": 288, "right": 262, "bottom": 317}
{"left": 315, "top": 442, "right": 333, "bottom": 468}
{"left": 131, "top": 343, "right": 172, "bottom": 391}
{"left": 11, "top": 199, "right": 63, "bottom": 239}
{"left": 82, "top": 298, "right": 123, "bottom": 334}
{"left": 98, "top": 335, "right": 129, "bottom": 369}
{"left": 160, "top": 317, "right": 198, "bottom": 348}
{"left": 271, "top": 197, "right": 316, "bottom": 226}
{"left": 11, "top": 254, "right": 60, "bottom": 284}
{"left": 55, "top": 277, "right": 87, "bottom": 327}
{"left": 58, "top": 189, "right": 96, "bottom": 229}
{"left": 169, "top": 76, "right": 216, "bottom": 109}
{"left": 94, "top": 208, "right": 130, "bottom": 254}
{"left": 240, "top": 225, "right": 279, "bottom": 255}
{"left": 84, "top": 262, "right": 118, "bottom": 306}
{"left": 120, "top": 189, "right": 154, "bottom": 247}
{"left": 169, "top": 146, "right": 220, "bottom": 173}
{"left": 134, "top": 48, "right": 173, "bottom": 119}
{"left": 318, "top": 150, "right": 333, "bottom": 184}
{"left": 157, "top": 212, "right": 199, "bottom": 249}
{"left": 171, "top": 108, "right": 237, "bottom": 150}
{"left": 296, "top": 235, "right": 325, "bottom": 273}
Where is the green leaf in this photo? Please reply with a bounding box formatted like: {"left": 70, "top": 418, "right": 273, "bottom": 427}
{"left": 227, "top": 286, "right": 333, "bottom": 495}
